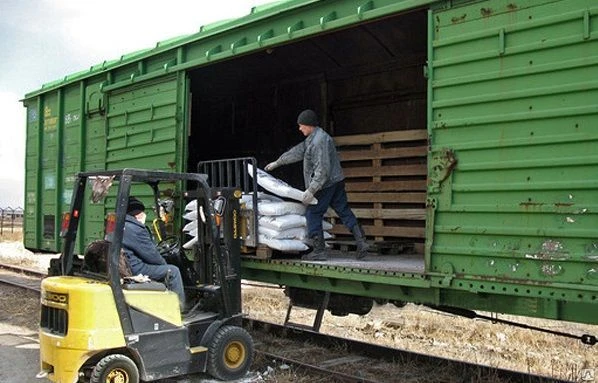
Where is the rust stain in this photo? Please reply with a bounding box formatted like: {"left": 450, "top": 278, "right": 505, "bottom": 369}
{"left": 507, "top": 3, "right": 518, "bottom": 11}
{"left": 554, "top": 202, "right": 574, "bottom": 207}
{"left": 480, "top": 7, "right": 493, "bottom": 17}
{"left": 473, "top": 274, "right": 552, "bottom": 286}
{"left": 451, "top": 14, "right": 467, "bottom": 24}
{"left": 520, "top": 201, "right": 544, "bottom": 208}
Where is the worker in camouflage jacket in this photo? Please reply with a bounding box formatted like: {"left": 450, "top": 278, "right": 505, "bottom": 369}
{"left": 265, "top": 109, "right": 369, "bottom": 261}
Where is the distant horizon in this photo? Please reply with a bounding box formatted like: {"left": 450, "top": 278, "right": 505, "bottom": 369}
{"left": 0, "top": 177, "right": 24, "bottom": 208}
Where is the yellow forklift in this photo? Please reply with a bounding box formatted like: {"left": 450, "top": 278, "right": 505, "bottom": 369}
{"left": 38, "top": 169, "right": 253, "bottom": 383}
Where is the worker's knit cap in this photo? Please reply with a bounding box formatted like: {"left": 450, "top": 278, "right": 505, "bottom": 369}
{"left": 127, "top": 197, "right": 145, "bottom": 216}
{"left": 297, "top": 109, "right": 319, "bottom": 127}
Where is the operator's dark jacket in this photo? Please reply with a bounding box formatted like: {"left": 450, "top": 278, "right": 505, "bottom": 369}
{"left": 122, "top": 215, "right": 166, "bottom": 274}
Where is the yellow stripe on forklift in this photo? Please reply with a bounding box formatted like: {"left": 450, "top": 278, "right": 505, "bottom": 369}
{"left": 190, "top": 346, "right": 208, "bottom": 354}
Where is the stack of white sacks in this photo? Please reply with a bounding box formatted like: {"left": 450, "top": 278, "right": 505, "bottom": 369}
{"left": 245, "top": 164, "right": 333, "bottom": 252}
{"left": 180, "top": 165, "right": 334, "bottom": 252}
{"left": 182, "top": 199, "right": 201, "bottom": 249}
{"left": 240, "top": 193, "right": 333, "bottom": 252}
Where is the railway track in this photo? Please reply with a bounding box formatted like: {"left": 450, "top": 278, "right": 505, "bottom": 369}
{"left": 246, "top": 319, "right": 570, "bottom": 383}
{"left": 0, "top": 261, "right": 45, "bottom": 291}
{"left": 0, "top": 262, "right": 570, "bottom": 383}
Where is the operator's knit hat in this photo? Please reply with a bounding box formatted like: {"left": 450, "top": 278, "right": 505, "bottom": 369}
{"left": 127, "top": 197, "right": 145, "bottom": 216}
{"left": 297, "top": 109, "right": 319, "bottom": 127}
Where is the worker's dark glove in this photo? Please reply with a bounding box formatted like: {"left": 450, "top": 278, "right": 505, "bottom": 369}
{"left": 264, "top": 161, "right": 280, "bottom": 172}
{"left": 301, "top": 190, "right": 316, "bottom": 205}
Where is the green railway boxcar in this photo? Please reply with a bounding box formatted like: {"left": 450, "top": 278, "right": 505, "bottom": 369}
{"left": 23, "top": 0, "right": 598, "bottom": 327}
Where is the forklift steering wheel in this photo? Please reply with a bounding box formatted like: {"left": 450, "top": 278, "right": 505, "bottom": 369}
{"left": 157, "top": 236, "right": 180, "bottom": 258}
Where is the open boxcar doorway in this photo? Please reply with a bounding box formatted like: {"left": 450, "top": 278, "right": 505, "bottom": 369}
{"left": 186, "top": 8, "right": 429, "bottom": 268}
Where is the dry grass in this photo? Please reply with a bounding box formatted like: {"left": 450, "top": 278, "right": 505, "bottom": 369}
{"left": 243, "top": 285, "right": 598, "bottom": 382}
{"left": 0, "top": 227, "right": 23, "bottom": 242}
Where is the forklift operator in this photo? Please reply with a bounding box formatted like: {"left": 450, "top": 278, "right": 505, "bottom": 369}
{"left": 122, "top": 197, "right": 186, "bottom": 310}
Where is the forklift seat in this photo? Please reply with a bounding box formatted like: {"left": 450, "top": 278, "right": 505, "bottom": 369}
{"left": 122, "top": 281, "right": 167, "bottom": 291}
{"left": 84, "top": 240, "right": 173, "bottom": 293}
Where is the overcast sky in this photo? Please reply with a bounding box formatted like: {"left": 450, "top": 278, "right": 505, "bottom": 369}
{"left": 0, "top": 0, "right": 272, "bottom": 207}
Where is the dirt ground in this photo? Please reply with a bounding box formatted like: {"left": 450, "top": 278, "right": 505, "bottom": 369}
{"left": 1, "top": 232, "right": 597, "bottom": 382}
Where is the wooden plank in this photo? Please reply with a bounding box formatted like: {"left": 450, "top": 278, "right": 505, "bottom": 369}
{"left": 339, "top": 146, "right": 427, "bottom": 161}
{"left": 372, "top": 143, "right": 383, "bottom": 241}
{"left": 344, "top": 164, "right": 427, "bottom": 178}
{"left": 345, "top": 180, "right": 427, "bottom": 192}
{"left": 346, "top": 192, "right": 426, "bottom": 203}
{"left": 254, "top": 246, "right": 273, "bottom": 259}
{"left": 334, "top": 129, "right": 428, "bottom": 146}
{"left": 330, "top": 225, "right": 425, "bottom": 239}
{"left": 328, "top": 208, "right": 426, "bottom": 220}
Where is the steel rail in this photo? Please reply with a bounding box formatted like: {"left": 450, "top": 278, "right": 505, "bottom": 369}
{"left": 0, "top": 262, "right": 47, "bottom": 278}
{"left": 244, "top": 318, "right": 570, "bottom": 383}
{"left": 0, "top": 273, "right": 42, "bottom": 292}
{"left": 0, "top": 277, "right": 41, "bottom": 292}
{"left": 255, "top": 349, "right": 383, "bottom": 383}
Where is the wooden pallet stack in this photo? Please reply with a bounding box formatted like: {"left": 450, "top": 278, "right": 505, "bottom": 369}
{"left": 328, "top": 129, "right": 428, "bottom": 253}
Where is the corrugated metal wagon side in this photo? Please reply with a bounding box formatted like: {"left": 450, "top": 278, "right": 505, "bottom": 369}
{"left": 428, "top": 0, "right": 598, "bottom": 323}
{"left": 23, "top": 61, "right": 188, "bottom": 253}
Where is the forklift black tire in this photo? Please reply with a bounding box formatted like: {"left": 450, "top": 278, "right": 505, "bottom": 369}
{"left": 207, "top": 325, "right": 254, "bottom": 381}
{"left": 90, "top": 354, "right": 139, "bottom": 383}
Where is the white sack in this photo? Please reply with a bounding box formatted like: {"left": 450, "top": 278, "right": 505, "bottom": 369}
{"left": 240, "top": 192, "right": 283, "bottom": 205}
{"left": 183, "top": 220, "right": 197, "bottom": 232}
{"left": 258, "top": 236, "right": 308, "bottom": 252}
{"left": 183, "top": 236, "right": 198, "bottom": 249}
{"left": 258, "top": 226, "right": 334, "bottom": 241}
{"left": 258, "top": 215, "right": 333, "bottom": 231}
{"left": 258, "top": 226, "right": 305, "bottom": 240}
{"left": 183, "top": 210, "right": 197, "bottom": 221}
{"left": 247, "top": 164, "right": 317, "bottom": 205}
{"left": 256, "top": 226, "right": 280, "bottom": 238}
{"left": 185, "top": 199, "right": 197, "bottom": 211}
{"left": 256, "top": 201, "right": 306, "bottom": 216}
{"left": 259, "top": 214, "right": 305, "bottom": 231}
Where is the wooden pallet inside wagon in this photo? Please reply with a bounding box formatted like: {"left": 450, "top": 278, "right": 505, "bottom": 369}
{"left": 328, "top": 129, "right": 428, "bottom": 252}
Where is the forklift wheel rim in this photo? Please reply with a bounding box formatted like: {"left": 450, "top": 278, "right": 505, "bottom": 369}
{"left": 224, "top": 340, "right": 246, "bottom": 369}
{"left": 106, "top": 367, "right": 129, "bottom": 383}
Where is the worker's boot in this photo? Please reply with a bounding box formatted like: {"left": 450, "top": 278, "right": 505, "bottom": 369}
{"left": 302, "top": 234, "right": 328, "bottom": 261}
{"left": 351, "top": 225, "right": 370, "bottom": 259}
